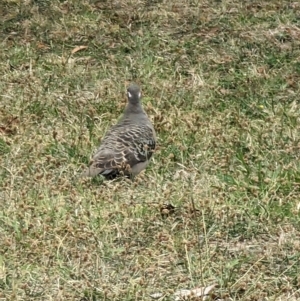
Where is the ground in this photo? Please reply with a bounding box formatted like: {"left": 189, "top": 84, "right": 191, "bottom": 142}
{"left": 0, "top": 0, "right": 300, "bottom": 300}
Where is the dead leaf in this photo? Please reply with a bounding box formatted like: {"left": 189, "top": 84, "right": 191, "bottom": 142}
{"left": 149, "top": 292, "right": 164, "bottom": 299}
{"left": 174, "top": 284, "right": 217, "bottom": 300}
{"left": 160, "top": 203, "right": 176, "bottom": 217}
{"left": 71, "top": 45, "right": 88, "bottom": 54}
{"left": 37, "top": 42, "right": 50, "bottom": 50}
{"left": 174, "top": 169, "right": 190, "bottom": 180}
{"left": 219, "top": 88, "right": 230, "bottom": 95}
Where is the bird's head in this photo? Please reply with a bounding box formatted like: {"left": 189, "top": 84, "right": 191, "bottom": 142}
{"left": 127, "top": 84, "right": 142, "bottom": 105}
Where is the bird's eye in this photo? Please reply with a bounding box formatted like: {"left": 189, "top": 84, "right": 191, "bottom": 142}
{"left": 128, "top": 92, "right": 132, "bottom": 98}
{"left": 138, "top": 92, "right": 141, "bottom": 98}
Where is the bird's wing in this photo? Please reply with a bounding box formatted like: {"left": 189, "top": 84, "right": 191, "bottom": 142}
{"left": 120, "top": 124, "right": 156, "bottom": 165}
{"left": 84, "top": 123, "right": 155, "bottom": 177}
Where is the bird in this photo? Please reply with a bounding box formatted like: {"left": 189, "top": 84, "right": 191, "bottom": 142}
{"left": 82, "top": 84, "right": 156, "bottom": 179}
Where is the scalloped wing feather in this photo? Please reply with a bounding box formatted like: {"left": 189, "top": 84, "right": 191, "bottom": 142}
{"left": 84, "top": 122, "right": 155, "bottom": 178}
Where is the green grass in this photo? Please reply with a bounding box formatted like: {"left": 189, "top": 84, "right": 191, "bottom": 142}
{"left": 1, "top": 0, "right": 300, "bottom": 300}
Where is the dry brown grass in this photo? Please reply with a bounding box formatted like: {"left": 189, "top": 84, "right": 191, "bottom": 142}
{"left": 0, "top": 0, "right": 300, "bottom": 300}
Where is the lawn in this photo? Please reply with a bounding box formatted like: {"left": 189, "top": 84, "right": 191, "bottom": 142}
{"left": 0, "top": 0, "right": 300, "bottom": 300}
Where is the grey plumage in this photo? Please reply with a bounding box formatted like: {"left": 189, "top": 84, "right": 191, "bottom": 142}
{"left": 83, "top": 84, "right": 156, "bottom": 179}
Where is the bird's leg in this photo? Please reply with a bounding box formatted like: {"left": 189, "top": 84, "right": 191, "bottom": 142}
{"left": 129, "top": 173, "right": 135, "bottom": 182}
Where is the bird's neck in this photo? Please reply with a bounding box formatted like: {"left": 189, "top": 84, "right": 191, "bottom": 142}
{"left": 124, "top": 102, "right": 145, "bottom": 115}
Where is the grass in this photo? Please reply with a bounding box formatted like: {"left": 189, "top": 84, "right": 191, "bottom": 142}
{"left": 0, "top": 0, "right": 300, "bottom": 300}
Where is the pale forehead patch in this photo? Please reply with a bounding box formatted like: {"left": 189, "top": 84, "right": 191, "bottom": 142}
{"left": 127, "top": 91, "right": 141, "bottom": 98}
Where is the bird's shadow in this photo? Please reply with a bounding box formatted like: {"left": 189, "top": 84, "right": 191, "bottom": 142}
{"left": 90, "top": 174, "right": 135, "bottom": 185}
